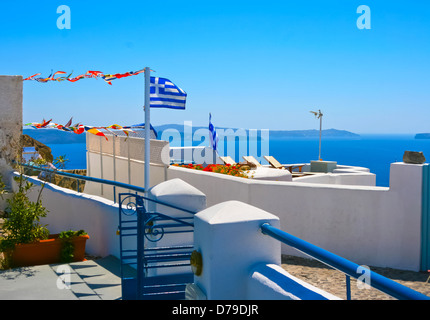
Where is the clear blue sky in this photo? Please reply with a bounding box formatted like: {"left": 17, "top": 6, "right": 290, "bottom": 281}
{"left": 1, "top": 0, "right": 429, "bottom": 134}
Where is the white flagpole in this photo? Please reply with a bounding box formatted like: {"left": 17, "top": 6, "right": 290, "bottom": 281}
{"left": 144, "top": 67, "right": 151, "bottom": 193}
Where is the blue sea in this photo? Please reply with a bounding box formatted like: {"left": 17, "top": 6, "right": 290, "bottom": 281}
{"left": 47, "top": 134, "right": 430, "bottom": 187}
{"left": 268, "top": 134, "right": 430, "bottom": 187}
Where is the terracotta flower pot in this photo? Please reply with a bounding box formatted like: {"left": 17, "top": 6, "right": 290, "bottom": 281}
{"left": 8, "top": 234, "right": 89, "bottom": 267}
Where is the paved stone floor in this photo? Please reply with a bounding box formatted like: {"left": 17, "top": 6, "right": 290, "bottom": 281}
{"left": 281, "top": 255, "right": 430, "bottom": 300}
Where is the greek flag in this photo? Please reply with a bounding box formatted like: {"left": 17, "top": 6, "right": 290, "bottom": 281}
{"left": 150, "top": 77, "right": 187, "bottom": 109}
{"left": 209, "top": 113, "right": 219, "bottom": 151}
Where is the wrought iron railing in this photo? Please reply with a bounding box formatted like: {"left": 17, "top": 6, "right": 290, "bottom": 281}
{"left": 17, "top": 162, "right": 196, "bottom": 300}
{"left": 261, "top": 223, "right": 430, "bottom": 300}
{"left": 118, "top": 193, "right": 196, "bottom": 300}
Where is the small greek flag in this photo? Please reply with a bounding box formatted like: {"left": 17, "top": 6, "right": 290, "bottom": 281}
{"left": 150, "top": 77, "right": 187, "bottom": 109}
{"left": 209, "top": 113, "right": 219, "bottom": 151}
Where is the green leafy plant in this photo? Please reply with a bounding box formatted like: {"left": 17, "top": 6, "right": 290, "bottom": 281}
{"left": 0, "top": 174, "right": 49, "bottom": 268}
{"left": 0, "top": 168, "right": 88, "bottom": 269}
{"left": 0, "top": 174, "right": 49, "bottom": 253}
{"left": 59, "top": 230, "right": 87, "bottom": 263}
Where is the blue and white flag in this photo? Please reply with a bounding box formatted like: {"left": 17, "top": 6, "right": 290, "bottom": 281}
{"left": 150, "top": 77, "right": 187, "bottom": 109}
{"left": 209, "top": 113, "right": 219, "bottom": 152}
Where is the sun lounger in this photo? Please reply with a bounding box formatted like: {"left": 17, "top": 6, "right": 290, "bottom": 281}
{"left": 242, "top": 156, "right": 262, "bottom": 167}
{"left": 219, "top": 156, "right": 236, "bottom": 166}
{"left": 263, "top": 155, "right": 305, "bottom": 173}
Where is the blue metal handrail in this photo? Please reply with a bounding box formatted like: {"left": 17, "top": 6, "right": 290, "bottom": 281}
{"left": 18, "top": 162, "right": 145, "bottom": 203}
{"left": 18, "top": 163, "right": 199, "bottom": 215}
{"left": 19, "top": 162, "right": 146, "bottom": 193}
{"left": 261, "top": 223, "right": 430, "bottom": 300}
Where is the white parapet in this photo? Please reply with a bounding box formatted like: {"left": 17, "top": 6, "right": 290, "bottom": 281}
{"left": 146, "top": 178, "right": 207, "bottom": 276}
{"left": 148, "top": 178, "right": 207, "bottom": 214}
{"left": 248, "top": 264, "right": 340, "bottom": 300}
{"left": 192, "top": 200, "right": 281, "bottom": 300}
{"left": 168, "top": 161, "right": 426, "bottom": 271}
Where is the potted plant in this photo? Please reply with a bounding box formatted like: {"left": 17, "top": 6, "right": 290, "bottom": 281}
{"left": 0, "top": 173, "right": 89, "bottom": 268}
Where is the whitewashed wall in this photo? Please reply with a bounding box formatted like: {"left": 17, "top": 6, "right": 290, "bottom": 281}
{"left": 11, "top": 173, "right": 122, "bottom": 259}
{"left": 167, "top": 162, "right": 424, "bottom": 271}
{"left": 85, "top": 134, "right": 169, "bottom": 200}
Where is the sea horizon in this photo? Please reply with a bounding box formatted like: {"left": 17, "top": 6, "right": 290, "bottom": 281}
{"left": 35, "top": 131, "right": 430, "bottom": 189}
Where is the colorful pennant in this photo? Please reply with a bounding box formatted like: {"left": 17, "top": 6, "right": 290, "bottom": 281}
{"left": 25, "top": 118, "right": 137, "bottom": 141}
{"left": 23, "top": 68, "right": 147, "bottom": 85}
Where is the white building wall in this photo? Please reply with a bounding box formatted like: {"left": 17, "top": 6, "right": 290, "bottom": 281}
{"left": 167, "top": 162, "right": 424, "bottom": 271}
{"left": 84, "top": 134, "right": 169, "bottom": 200}
{"left": 11, "top": 172, "right": 121, "bottom": 259}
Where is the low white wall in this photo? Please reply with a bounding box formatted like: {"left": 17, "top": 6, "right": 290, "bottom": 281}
{"left": 293, "top": 171, "right": 376, "bottom": 186}
{"left": 11, "top": 172, "right": 122, "bottom": 259}
{"left": 167, "top": 162, "right": 424, "bottom": 271}
{"left": 248, "top": 264, "right": 340, "bottom": 300}
{"left": 85, "top": 151, "right": 167, "bottom": 200}
{"left": 85, "top": 134, "right": 169, "bottom": 201}
{"left": 291, "top": 164, "right": 375, "bottom": 186}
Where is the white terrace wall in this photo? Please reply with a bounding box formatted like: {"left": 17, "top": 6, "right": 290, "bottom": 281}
{"left": 85, "top": 134, "right": 169, "bottom": 199}
{"left": 11, "top": 172, "right": 122, "bottom": 259}
{"left": 167, "top": 162, "right": 424, "bottom": 271}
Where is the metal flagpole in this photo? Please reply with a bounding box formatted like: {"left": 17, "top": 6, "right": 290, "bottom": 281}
{"left": 137, "top": 66, "right": 151, "bottom": 299}
{"left": 144, "top": 67, "right": 151, "bottom": 193}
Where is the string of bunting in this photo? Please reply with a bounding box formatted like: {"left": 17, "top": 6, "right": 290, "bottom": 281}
{"left": 23, "top": 68, "right": 150, "bottom": 85}
{"left": 25, "top": 118, "right": 139, "bottom": 141}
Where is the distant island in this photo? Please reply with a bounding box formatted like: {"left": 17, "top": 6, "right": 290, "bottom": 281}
{"left": 23, "top": 126, "right": 359, "bottom": 145}
{"left": 415, "top": 133, "right": 430, "bottom": 139}
{"left": 269, "top": 128, "right": 359, "bottom": 139}
{"left": 155, "top": 124, "right": 360, "bottom": 139}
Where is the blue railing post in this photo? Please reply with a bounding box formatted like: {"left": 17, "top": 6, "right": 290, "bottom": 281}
{"left": 346, "top": 275, "right": 351, "bottom": 300}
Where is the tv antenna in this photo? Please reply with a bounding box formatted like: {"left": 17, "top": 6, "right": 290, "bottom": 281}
{"left": 310, "top": 109, "right": 323, "bottom": 160}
